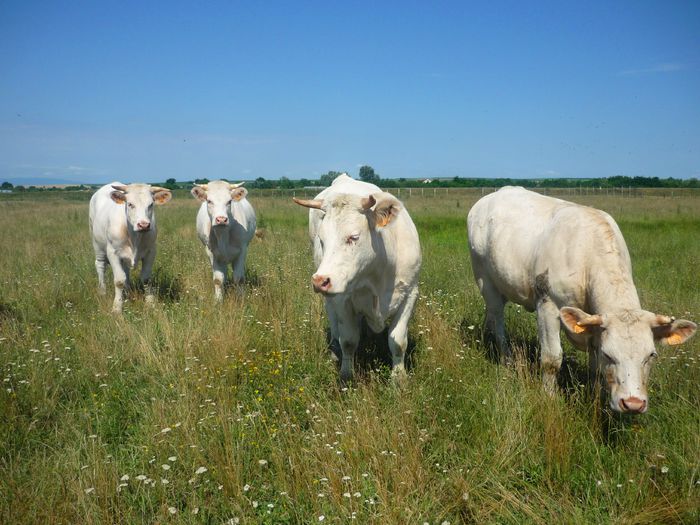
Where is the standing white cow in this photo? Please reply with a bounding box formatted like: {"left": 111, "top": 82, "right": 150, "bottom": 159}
{"left": 467, "top": 186, "right": 696, "bottom": 413}
{"left": 293, "top": 173, "right": 422, "bottom": 383}
{"left": 89, "top": 182, "right": 172, "bottom": 313}
{"left": 191, "top": 180, "right": 256, "bottom": 301}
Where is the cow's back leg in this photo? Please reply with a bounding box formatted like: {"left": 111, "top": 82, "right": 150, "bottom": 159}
{"left": 94, "top": 248, "right": 107, "bottom": 296}
{"left": 474, "top": 266, "right": 509, "bottom": 362}
{"left": 536, "top": 298, "right": 563, "bottom": 393}
{"left": 387, "top": 287, "right": 418, "bottom": 381}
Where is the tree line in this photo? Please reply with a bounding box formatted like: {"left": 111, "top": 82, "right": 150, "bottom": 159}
{"left": 2, "top": 167, "right": 699, "bottom": 192}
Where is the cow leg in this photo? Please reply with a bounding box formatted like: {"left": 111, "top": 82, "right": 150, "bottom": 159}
{"left": 326, "top": 299, "right": 341, "bottom": 362}
{"left": 94, "top": 251, "right": 107, "bottom": 296}
{"left": 336, "top": 300, "right": 361, "bottom": 385}
{"left": 106, "top": 250, "right": 127, "bottom": 314}
{"left": 387, "top": 288, "right": 418, "bottom": 381}
{"left": 232, "top": 247, "right": 247, "bottom": 285}
{"left": 536, "top": 299, "right": 563, "bottom": 394}
{"left": 140, "top": 249, "right": 156, "bottom": 305}
{"left": 478, "top": 277, "right": 509, "bottom": 363}
{"left": 212, "top": 258, "right": 227, "bottom": 302}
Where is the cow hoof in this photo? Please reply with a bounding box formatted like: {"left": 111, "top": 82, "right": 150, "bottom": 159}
{"left": 390, "top": 368, "right": 408, "bottom": 388}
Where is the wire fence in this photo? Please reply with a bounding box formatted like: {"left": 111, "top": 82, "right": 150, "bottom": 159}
{"left": 253, "top": 186, "right": 700, "bottom": 200}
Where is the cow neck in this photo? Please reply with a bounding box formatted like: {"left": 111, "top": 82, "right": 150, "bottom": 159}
{"left": 586, "top": 268, "right": 642, "bottom": 314}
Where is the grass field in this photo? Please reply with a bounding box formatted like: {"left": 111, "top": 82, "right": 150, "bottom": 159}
{"left": 1, "top": 188, "right": 698, "bottom": 524}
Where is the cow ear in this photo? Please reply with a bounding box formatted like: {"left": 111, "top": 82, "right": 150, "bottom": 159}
{"left": 110, "top": 190, "right": 127, "bottom": 204}
{"left": 560, "top": 307, "right": 605, "bottom": 336}
{"left": 153, "top": 189, "right": 172, "bottom": 205}
{"left": 652, "top": 317, "right": 697, "bottom": 345}
{"left": 191, "top": 186, "right": 207, "bottom": 201}
{"left": 231, "top": 187, "right": 248, "bottom": 202}
{"left": 369, "top": 193, "right": 402, "bottom": 228}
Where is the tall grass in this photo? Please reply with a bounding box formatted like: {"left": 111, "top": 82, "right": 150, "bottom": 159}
{"left": 0, "top": 190, "right": 698, "bottom": 524}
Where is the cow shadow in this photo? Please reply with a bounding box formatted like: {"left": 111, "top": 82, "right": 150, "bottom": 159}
{"left": 325, "top": 318, "right": 418, "bottom": 380}
{"left": 131, "top": 268, "right": 183, "bottom": 302}
{"left": 458, "top": 316, "right": 590, "bottom": 392}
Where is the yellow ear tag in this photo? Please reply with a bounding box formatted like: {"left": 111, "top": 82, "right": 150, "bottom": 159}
{"left": 666, "top": 333, "right": 683, "bottom": 345}
{"left": 376, "top": 214, "right": 390, "bottom": 227}
{"left": 573, "top": 323, "right": 586, "bottom": 334}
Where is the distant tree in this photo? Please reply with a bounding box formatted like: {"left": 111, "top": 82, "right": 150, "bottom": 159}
{"left": 162, "top": 177, "right": 178, "bottom": 190}
{"left": 278, "top": 176, "right": 293, "bottom": 189}
{"left": 1, "top": 181, "right": 13, "bottom": 190}
{"left": 318, "top": 171, "right": 343, "bottom": 186}
{"left": 194, "top": 178, "right": 209, "bottom": 185}
{"left": 15, "top": 185, "right": 26, "bottom": 192}
{"left": 299, "top": 178, "right": 312, "bottom": 187}
{"left": 359, "top": 165, "right": 380, "bottom": 184}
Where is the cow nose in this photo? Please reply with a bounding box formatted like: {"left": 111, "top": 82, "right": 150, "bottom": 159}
{"left": 215, "top": 216, "right": 229, "bottom": 225}
{"left": 312, "top": 274, "right": 331, "bottom": 293}
{"left": 136, "top": 220, "right": 150, "bottom": 231}
{"left": 619, "top": 397, "right": 647, "bottom": 413}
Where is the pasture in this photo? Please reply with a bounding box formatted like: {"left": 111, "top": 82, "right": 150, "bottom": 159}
{"left": 1, "top": 188, "right": 698, "bottom": 524}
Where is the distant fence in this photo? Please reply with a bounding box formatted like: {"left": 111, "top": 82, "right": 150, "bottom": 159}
{"left": 252, "top": 186, "right": 700, "bottom": 200}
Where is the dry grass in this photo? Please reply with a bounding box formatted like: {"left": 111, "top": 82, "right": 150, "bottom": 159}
{"left": 0, "top": 189, "right": 698, "bottom": 524}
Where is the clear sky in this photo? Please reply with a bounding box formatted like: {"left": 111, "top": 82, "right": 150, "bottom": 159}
{"left": 1, "top": 1, "right": 699, "bottom": 184}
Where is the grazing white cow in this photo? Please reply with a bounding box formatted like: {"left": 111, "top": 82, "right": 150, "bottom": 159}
{"left": 89, "top": 182, "right": 172, "bottom": 313}
{"left": 191, "top": 181, "right": 256, "bottom": 301}
{"left": 467, "top": 186, "right": 696, "bottom": 413}
{"left": 293, "top": 174, "right": 422, "bottom": 382}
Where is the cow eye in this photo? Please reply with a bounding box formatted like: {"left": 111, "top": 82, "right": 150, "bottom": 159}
{"left": 128, "top": 203, "right": 135, "bottom": 209}
{"left": 227, "top": 200, "right": 232, "bottom": 206}
{"left": 207, "top": 199, "right": 213, "bottom": 205}
{"left": 347, "top": 234, "right": 360, "bottom": 244}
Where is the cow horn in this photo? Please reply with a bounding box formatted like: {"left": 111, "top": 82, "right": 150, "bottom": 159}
{"left": 361, "top": 194, "right": 376, "bottom": 210}
{"left": 654, "top": 314, "right": 675, "bottom": 326}
{"left": 150, "top": 186, "right": 169, "bottom": 193}
{"left": 577, "top": 314, "right": 604, "bottom": 327}
{"left": 229, "top": 181, "right": 245, "bottom": 188}
{"left": 292, "top": 197, "right": 323, "bottom": 209}
{"left": 111, "top": 184, "right": 127, "bottom": 193}
{"left": 195, "top": 183, "right": 208, "bottom": 190}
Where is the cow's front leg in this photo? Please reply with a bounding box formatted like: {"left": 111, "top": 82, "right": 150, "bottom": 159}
{"left": 140, "top": 249, "right": 156, "bottom": 305}
{"left": 387, "top": 288, "right": 418, "bottom": 382}
{"left": 536, "top": 299, "right": 563, "bottom": 394}
{"left": 212, "top": 259, "right": 227, "bottom": 302}
{"left": 231, "top": 248, "right": 247, "bottom": 297}
{"left": 335, "top": 300, "right": 361, "bottom": 385}
{"left": 326, "top": 298, "right": 341, "bottom": 362}
{"left": 107, "top": 250, "right": 127, "bottom": 314}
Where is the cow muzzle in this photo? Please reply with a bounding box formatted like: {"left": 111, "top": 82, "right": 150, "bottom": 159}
{"left": 312, "top": 274, "right": 332, "bottom": 294}
{"left": 136, "top": 220, "right": 151, "bottom": 231}
{"left": 214, "top": 215, "right": 229, "bottom": 226}
{"left": 618, "top": 396, "right": 647, "bottom": 414}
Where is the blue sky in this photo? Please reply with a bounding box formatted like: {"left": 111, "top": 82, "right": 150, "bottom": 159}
{"left": 1, "top": 1, "right": 699, "bottom": 183}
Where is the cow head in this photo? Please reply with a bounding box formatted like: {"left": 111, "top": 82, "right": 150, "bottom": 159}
{"left": 110, "top": 183, "right": 172, "bottom": 232}
{"left": 293, "top": 192, "right": 402, "bottom": 294}
{"left": 561, "top": 307, "right": 696, "bottom": 414}
{"left": 191, "top": 181, "right": 247, "bottom": 227}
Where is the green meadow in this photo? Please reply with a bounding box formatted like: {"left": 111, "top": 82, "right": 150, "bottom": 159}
{"left": 0, "top": 188, "right": 698, "bottom": 524}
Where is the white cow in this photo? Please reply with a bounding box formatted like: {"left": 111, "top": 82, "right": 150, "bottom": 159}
{"left": 294, "top": 174, "right": 422, "bottom": 382}
{"left": 89, "top": 182, "right": 172, "bottom": 313}
{"left": 467, "top": 186, "right": 696, "bottom": 413}
{"left": 191, "top": 180, "right": 256, "bottom": 301}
